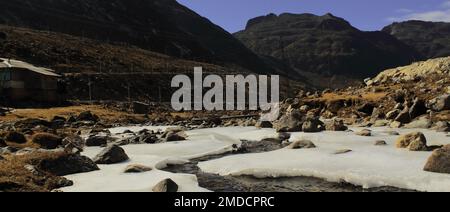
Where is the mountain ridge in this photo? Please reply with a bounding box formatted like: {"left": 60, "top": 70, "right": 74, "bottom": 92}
{"left": 234, "top": 13, "right": 422, "bottom": 82}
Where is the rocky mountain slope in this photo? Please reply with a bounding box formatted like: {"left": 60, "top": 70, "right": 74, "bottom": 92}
{"left": 0, "top": 25, "right": 308, "bottom": 102}
{"left": 383, "top": 21, "right": 450, "bottom": 59}
{"left": 0, "top": 0, "right": 273, "bottom": 74}
{"left": 371, "top": 56, "right": 450, "bottom": 85}
{"left": 235, "top": 13, "right": 421, "bottom": 80}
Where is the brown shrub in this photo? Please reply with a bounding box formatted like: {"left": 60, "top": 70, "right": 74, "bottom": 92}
{"left": 0, "top": 152, "right": 73, "bottom": 192}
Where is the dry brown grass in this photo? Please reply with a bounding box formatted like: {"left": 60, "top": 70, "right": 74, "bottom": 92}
{"left": 310, "top": 92, "right": 388, "bottom": 103}
{"left": 0, "top": 151, "right": 69, "bottom": 192}
{"left": 0, "top": 104, "right": 146, "bottom": 124}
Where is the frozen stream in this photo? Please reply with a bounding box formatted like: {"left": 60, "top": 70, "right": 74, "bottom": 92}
{"left": 61, "top": 126, "right": 450, "bottom": 192}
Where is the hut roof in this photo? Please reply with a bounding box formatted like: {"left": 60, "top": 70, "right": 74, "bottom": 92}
{"left": 0, "top": 58, "right": 60, "bottom": 77}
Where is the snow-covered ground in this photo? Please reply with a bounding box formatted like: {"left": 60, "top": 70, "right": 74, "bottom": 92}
{"left": 199, "top": 127, "right": 450, "bottom": 192}
{"left": 61, "top": 125, "right": 450, "bottom": 192}
{"left": 62, "top": 126, "right": 243, "bottom": 192}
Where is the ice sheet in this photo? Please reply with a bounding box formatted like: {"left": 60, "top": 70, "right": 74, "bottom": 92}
{"left": 62, "top": 126, "right": 241, "bottom": 192}
{"left": 199, "top": 127, "right": 450, "bottom": 192}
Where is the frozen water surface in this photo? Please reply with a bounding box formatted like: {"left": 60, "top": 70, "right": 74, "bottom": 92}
{"left": 62, "top": 126, "right": 450, "bottom": 192}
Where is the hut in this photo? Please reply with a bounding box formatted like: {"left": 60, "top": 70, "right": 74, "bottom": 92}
{"left": 0, "top": 58, "right": 62, "bottom": 103}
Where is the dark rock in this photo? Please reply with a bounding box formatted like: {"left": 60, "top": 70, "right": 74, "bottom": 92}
{"left": 152, "top": 178, "right": 178, "bottom": 192}
{"left": 37, "top": 153, "right": 99, "bottom": 176}
{"left": 277, "top": 132, "right": 291, "bottom": 141}
{"left": 139, "top": 134, "right": 160, "bottom": 144}
{"left": 0, "top": 138, "right": 6, "bottom": 147}
{"left": 395, "top": 132, "right": 428, "bottom": 151}
{"left": 273, "top": 111, "right": 304, "bottom": 132}
{"left": 5, "top": 131, "right": 27, "bottom": 144}
{"left": 67, "top": 116, "right": 77, "bottom": 123}
{"left": 0, "top": 146, "right": 19, "bottom": 154}
{"left": 14, "top": 118, "right": 51, "bottom": 129}
{"left": 334, "top": 149, "right": 352, "bottom": 154}
{"left": 85, "top": 136, "right": 108, "bottom": 147}
{"left": 325, "top": 118, "right": 348, "bottom": 131}
{"left": 51, "top": 116, "right": 67, "bottom": 122}
{"left": 302, "top": 117, "right": 325, "bottom": 133}
{"left": 255, "top": 121, "right": 273, "bottom": 128}
{"left": 62, "top": 135, "right": 85, "bottom": 153}
{"left": 122, "top": 130, "right": 134, "bottom": 134}
{"left": 357, "top": 103, "right": 376, "bottom": 115}
{"left": 93, "top": 145, "right": 129, "bottom": 164}
{"left": 132, "top": 101, "right": 150, "bottom": 114}
{"left": 76, "top": 111, "right": 99, "bottom": 122}
{"left": 424, "top": 145, "right": 450, "bottom": 174}
{"left": 374, "top": 140, "right": 387, "bottom": 146}
{"left": 31, "top": 133, "right": 62, "bottom": 149}
{"left": 394, "top": 107, "right": 411, "bottom": 124}
{"left": 428, "top": 94, "right": 450, "bottom": 112}
{"left": 0, "top": 31, "right": 6, "bottom": 40}
{"left": 370, "top": 107, "right": 384, "bottom": 122}
{"left": 286, "top": 140, "right": 316, "bottom": 149}
{"left": 409, "top": 98, "right": 427, "bottom": 119}
{"left": 165, "top": 132, "right": 187, "bottom": 142}
{"left": 326, "top": 100, "right": 345, "bottom": 113}
{"left": 51, "top": 119, "right": 66, "bottom": 129}
{"left": 386, "top": 109, "right": 401, "bottom": 120}
{"left": 124, "top": 164, "right": 153, "bottom": 173}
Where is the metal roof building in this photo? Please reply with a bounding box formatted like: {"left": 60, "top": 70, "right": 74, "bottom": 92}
{"left": 0, "top": 58, "right": 63, "bottom": 103}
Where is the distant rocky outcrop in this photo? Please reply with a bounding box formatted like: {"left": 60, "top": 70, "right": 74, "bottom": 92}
{"left": 235, "top": 13, "right": 420, "bottom": 79}
{"left": 383, "top": 21, "right": 450, "bottom": 59}
{"left": 371, "top": 56, "right": 450, "bottom": 84}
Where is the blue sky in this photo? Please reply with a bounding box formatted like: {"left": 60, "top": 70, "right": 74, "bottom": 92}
{"left": 177, "top": 0, "right": 450, "bottom": 33}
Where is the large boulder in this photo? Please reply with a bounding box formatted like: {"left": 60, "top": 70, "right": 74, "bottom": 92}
{"left": 409, "top": 98, "right": 427, "bottom": 119}
{"left": 325, "top": 118, "right": 348, "bottom": 131}
{"left": 302, "top": 117, "right": 325, "bottom": 133}
{"left": 386, "top": 109, "right": 401, "bottom": 120}
{"left": 85, "top": 136, "right": 108, "bottom": 147}
{"left": 164, "top": 129, "right": 187, "bottom": 142}
{"left": 424, "top": 145, "right": 450, "bottom": 174}
{"left": 93, "top": 145, "right": 129, "bottom": 164}
{"left": 31, "top": 133, "right": 62, "bottom": 149}
{"left": 395, "top": 132, "right": 428, "bottom": 151}
{"left": 5, "top": 131, "right": 27, "bottom": 144}
{"left": 428, "top": 94, "right": 450, "bottom": 112}
{"left": 273, "top": 111, "right": 304, "bottom": 132}
{"left": 152, "top": 178, "right": 178, "bottom": 192}
{"left": 404, "top": 117, "right": 432, "bottom": 129}
{"left": 394, "top": 107, "right": 411, "bottom": 124}
{"left": 37, "top": 153, "right": 99, "bottom": 176}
